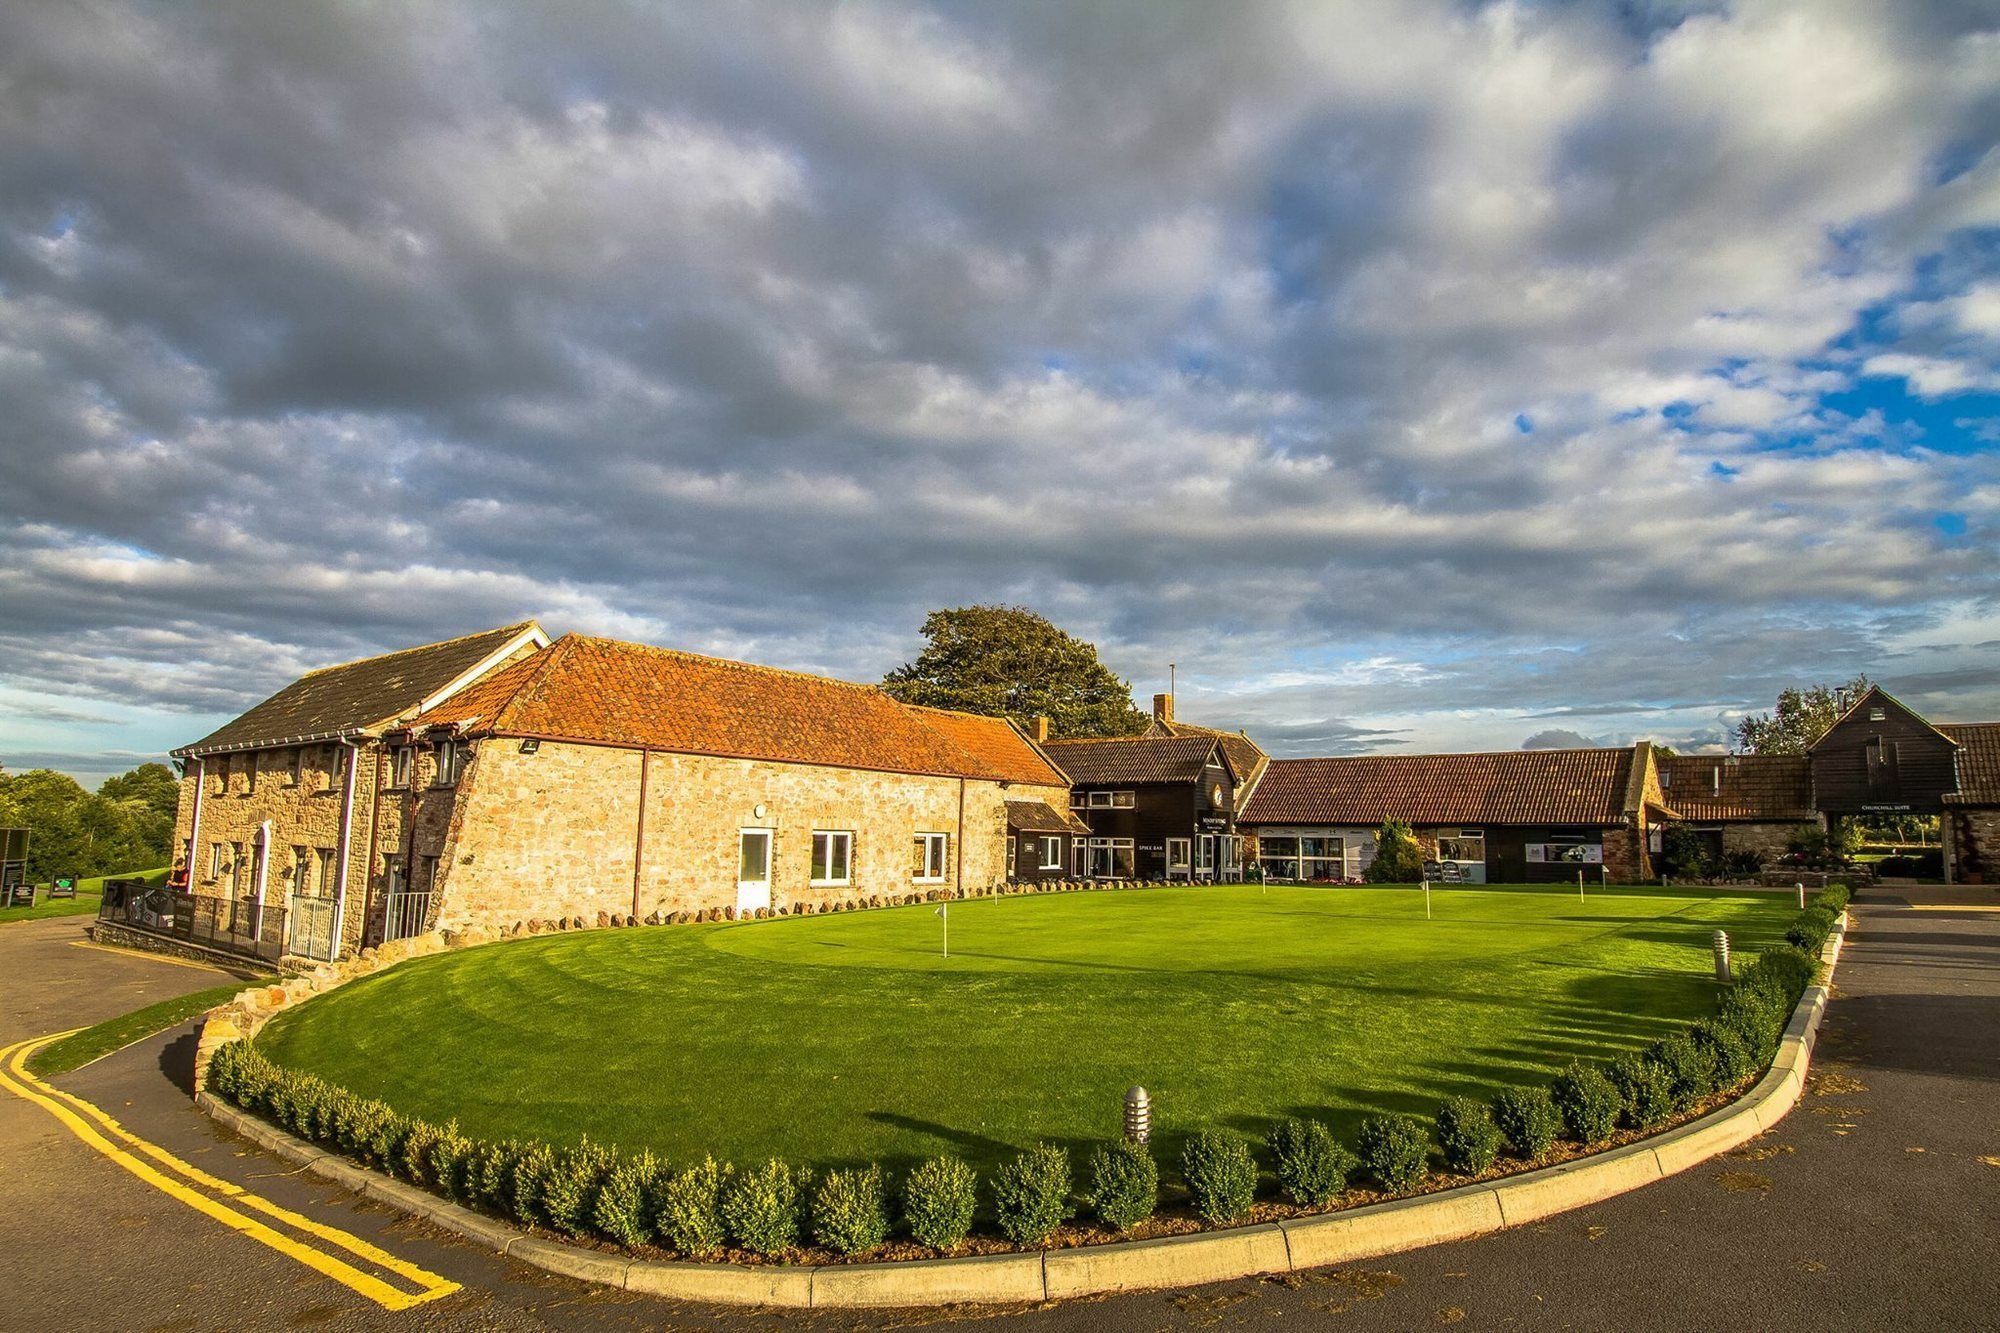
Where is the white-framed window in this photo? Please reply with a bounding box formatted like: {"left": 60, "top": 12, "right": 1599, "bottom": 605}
{"left": 1166, "top": 838, "right": 1192, "bottom": 873}
{"left": 1196, "top": 836, "right": 1217, "bottom": 873}
{"left": 811, "top": 830, "right": 853, "bottom": 886}
{"left": 1436, "top": 829, "right": 1486, "bottom": 863}
{"left": 913, "top": 832, "right": 949, "bottom": 883}
{"left": 1039, "top": 835, "right": 1064, "bottom": 870}
{"left": 1259, "top": 834, "right": 1301, "bottom": 881}
{"left": 1072, "top": 838, "right": 1088, "bottom": 876}
{"left": 1085, "top": 837, "right": 1135, "bottom": 878}
{"left": 391, "top": 746, "right": 413, "bottom": 789}
{"left": 1086, "top": 790, "right": 1137, "bottom": 809}
{"left": 433, "top": 739, "right": 461, "bottom": 787}
{"left": 1301, "top": 836, "right": 1345, "bottom": 880}
{"left": 1069, "top": 790, "right": 1087, "bottom": 808}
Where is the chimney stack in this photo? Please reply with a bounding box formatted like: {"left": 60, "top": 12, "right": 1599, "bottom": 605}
{"left": 1152, "top": 692, "right": 1174, "bottom": 724}
{"left": 1031, "top": 715, "right": 1051, "bottom": 743}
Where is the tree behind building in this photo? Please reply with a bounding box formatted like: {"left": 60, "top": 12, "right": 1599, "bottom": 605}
{"left": 881, "top": 605, "right": 1149, "bottom": 738}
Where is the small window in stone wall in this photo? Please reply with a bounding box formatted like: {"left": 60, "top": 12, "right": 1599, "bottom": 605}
{"left": 391, "top": 747, "right": 413, "bottom": 789}
{"left": 433, "top": 739, "right": 460, "bottom": 787}
{"left": 913, "top": 832, "right": 949, "bottom": 882}
{"left": 811, "top": 831, "right": 853, "bottom": 885}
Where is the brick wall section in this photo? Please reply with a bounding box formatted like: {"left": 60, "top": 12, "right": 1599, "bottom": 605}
{"left": 429, "top": 738, "right": 1064, "bottom": 932}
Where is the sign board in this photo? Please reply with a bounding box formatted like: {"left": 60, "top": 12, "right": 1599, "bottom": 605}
{"left": 1421, "top": 860, "right": 1443, "bottom": 882}
{"left": 1439, "top": 861, "right": 1465, "bottom": 884}
{"left": 3, "top": 865, "right": 30, "bottom": 909}
{"left": 1859, "top": 804, "right": 1914, "bottom": 813}
{"left": 1526, "top": 843, "right": 1603, "bottom": 864}
{"left": 48, "top": 877, "right": 76, "bottom": 900}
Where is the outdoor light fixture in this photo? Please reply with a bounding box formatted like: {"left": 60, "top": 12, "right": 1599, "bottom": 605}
{"left": 1712, "top": 929, "right": 1731, "bottom": 984}
{"left": 1124, "top": 1086, "right": 1151, "bottom": 1145}
{"left": 519, "top": 739, "right": 539, "bottom": 754}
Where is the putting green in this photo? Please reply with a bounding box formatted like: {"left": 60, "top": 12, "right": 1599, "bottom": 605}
{"left": 255, "top": 884, "right": 1792, "bottom": 1171}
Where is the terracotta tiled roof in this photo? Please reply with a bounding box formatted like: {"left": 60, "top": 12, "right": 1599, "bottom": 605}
{"left": 1005, "top": 799, "right": 1090, "bottom": 835}
{"left": 1940, "top": 723, "right": 2000, "bottom": 804}
{"left": 1144, "top": 719, "right": 1269, "bottom": 790}
{"left": 174, "top": 623, "right": 544, "bottom": 756}
{"left": 1040, "top": 735, "right": 1223, "bottom": 786}
{"left": 1659, "top": 754, "right": 1815, "bottom": 822}
{"left": 416, "top": 635, "right": 1067, "bottom": 786}
{"left": 1239, "top": 748, "right": 1638, "bottom": 827}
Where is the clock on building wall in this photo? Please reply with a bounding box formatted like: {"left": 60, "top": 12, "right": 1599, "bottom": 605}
{"left": 1212, "top": 784, "right": 1225, "bottom": 806}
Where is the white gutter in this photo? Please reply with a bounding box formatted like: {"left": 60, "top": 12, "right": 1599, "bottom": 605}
{"left": 252, "top": 820, "right": 272, "bottom": 942}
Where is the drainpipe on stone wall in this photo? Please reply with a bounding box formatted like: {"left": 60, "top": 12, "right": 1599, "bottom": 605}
{"left": 330, "top": 738, "right": 359, "bottom": 956}
{"left": 185, "top": 757, "right": 207, "bottom": 889}
{"left": 358, "top": 744, "right": 386, "bottom": 947}
{"left": 632, "top": 749, "right": 652, "bottom": 919}
{"left": 956, "top": 777, "right": 967, "bottom": 896}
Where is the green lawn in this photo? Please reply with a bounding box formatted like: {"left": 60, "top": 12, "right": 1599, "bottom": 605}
{"left": 0, "top": 867, "right": 168, "bottom": 925}
{"left": 29, "top": 977, "right": 271, "bottom": 1077}
{"left": 257, "top": 884, "right": 1792, "bottom": 1173}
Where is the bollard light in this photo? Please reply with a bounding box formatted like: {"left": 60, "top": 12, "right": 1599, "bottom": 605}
{"left": 1796, "top": 881, "right": 1805, "bottom": 910}
{"left": 1712, "top": 929, "right": 1731, "bottom": 984}
{"left": 1124, "top": 1085, "right": 1151, "bottom": 1145}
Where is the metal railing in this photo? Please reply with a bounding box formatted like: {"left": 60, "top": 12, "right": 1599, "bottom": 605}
{"left": 103, "top": 888, "right": 286, "bottom": 965}
{"left": 381, "top": 890, "right": 431, "bottom": 943}
{"left": 287, "top": 895, "right": 338, "bottom": 962}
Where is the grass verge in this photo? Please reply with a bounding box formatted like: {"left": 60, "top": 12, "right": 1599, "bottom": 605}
{"left": 29, "top": 976, "right": 270, "bottom": 1077}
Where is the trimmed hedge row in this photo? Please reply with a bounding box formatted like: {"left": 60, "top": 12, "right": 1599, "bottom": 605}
{"left": 207, "top": 891, "right": 1838, "bottom": 1258}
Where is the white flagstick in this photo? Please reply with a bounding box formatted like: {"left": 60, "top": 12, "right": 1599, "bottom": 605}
{"left": 935, "top": 902, "right": 948, "bottom": 959}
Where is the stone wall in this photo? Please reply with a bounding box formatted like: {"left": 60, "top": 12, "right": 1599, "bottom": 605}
{"left": 431, "top": 737, "right": 1062, "bottom": 932}
{"left": 1720, "top": 821, "right": 1816, "bottom": 867}
{"left": 1945, "top": 806, "right": 2000, "bottom": 883}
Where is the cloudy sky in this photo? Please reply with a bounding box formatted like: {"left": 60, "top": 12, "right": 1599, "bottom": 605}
{"left": 3, "top": 0, "right": 1998, "bottom": 784}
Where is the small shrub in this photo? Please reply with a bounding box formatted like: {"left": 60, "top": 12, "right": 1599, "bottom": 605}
{"left": 594, "top": 1151, "right": 661, "bottom": 1248}
{"left": 511, "top": 1141, "right": 558, "bottom": 1226}
{"left": 1608, "top": 1054, "right": 1674, "bottom": 1129}
{"left": 1785, "top": 906, "right": 1837, "bottom": 953}
{"left": 1691, "top": 1018, "right": 1755, "bottom": 1086}
{"left": 1355, "top": 1115, "right": 1428, "bottom": 1192}
{"left": 1362, "top": 818, "right": 1425, "bottom": 882}
{"left": 1647, "top": 1032, "right": 1719, "bottom": 1108}
{"left": 1181, "top": 1131, "right": 1257, "bottom": 1224}
{"left": 1744, "top": 944, "right": 1816, "bottom": 1000}
{"left": 992, "top": 1143, "right": 1072, "bottom": 1246}
{"left": 1553, "top": 1062, "right": 1621, "bottom": 1145}
{"left": 399, "top": 1118, "right": 445, "bottom": 1188}
{"left": 542, "top": 1139, "right": 616, "bottom": 1238}
{"left": 429, "top": 1120, "right": 476, "bottom": 1201}
{"left": 653, "top": 1157, "right": 730, "bottom": 1255}
{"left": 1267, "top": 1118, "right": 1354, "bottom": 1206}
{"left": 901, "top": 1156, "right": 977, "bottom": 1253}
{"left": 1491, "top": 1087, "right": 1560, "bottom": 1161}
{"left": 811, "top": 1165, "right": 889, "bottom": 1256}
{"left": 1434, "top": 1097, "right": 1501, "bottom": 1176}
{"left": 721, "top": 1159, "right": 805, "bottom": 1256}
{"left": 468, "top": 1139, "right": 522, "bottom": 1212}
{"left": 1084, "top": 1140, "right": 1158, "bottom": 1231}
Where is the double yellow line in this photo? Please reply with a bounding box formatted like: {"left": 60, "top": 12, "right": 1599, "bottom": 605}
{"left": 0, "top": 1034, "right": 459, "bottom": 1311}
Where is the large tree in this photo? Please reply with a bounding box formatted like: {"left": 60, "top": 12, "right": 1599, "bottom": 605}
{"left": 1734, "top": 675, "right": 1873, "bottom": 755}
{"left": 881, "top": 606, "right": 1149, "bottom": 738}
{"left": 0, "top": 763, "right": 176, "bottom": 882}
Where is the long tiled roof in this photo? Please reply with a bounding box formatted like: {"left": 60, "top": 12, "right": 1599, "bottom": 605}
{"left": 174, "top": 623, "right": 543, "bottom": 756}
{"left": 1660, "top": 754, "right": 1816, "bottom": 822}
{"left": 414, "top": 635, "right": 1067, "bottom": 786}
{"left": 1040, "top": 734, "right": 1223, "bottom": 786}
{"left": 1940, "top": 724, "right": 2000, "bottom": 804}
{"left": 1240, "top": 748, "right": 1639, "bottom": 826}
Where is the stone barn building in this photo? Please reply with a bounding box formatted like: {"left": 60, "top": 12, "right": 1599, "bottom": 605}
{"left": 370, "top": 633, "right": 1071, "bottom": 935}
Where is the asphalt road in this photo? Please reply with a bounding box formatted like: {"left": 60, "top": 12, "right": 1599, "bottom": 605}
{"left": 1, "top": 889, "right": 1994, "bottom": 1332}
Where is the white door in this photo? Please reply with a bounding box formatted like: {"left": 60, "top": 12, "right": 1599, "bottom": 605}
{"left": 736, "top": 829, "right": 773, "bottom": 913}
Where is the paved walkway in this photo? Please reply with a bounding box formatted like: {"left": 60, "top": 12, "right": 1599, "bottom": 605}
{"left": 2, "top": 891, "right": 1994, "bottom": 1330}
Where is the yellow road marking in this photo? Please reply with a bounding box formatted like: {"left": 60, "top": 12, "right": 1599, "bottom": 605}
{"left": 1902, "top": 904, "right": 2000, "bottom": 913}
{"left": 0, "top": 1036, "right": 459, "bottom": 1311}
{"left": 66, "top": 939, "right": 245, "bottom": 973}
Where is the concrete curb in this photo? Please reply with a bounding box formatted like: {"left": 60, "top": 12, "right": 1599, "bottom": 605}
{"left": 192, "top": 911, "right": 1848, "bottom": 1308}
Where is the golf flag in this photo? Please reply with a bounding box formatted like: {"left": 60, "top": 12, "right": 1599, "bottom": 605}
{"left": 935, "top": 902, "right": 948, "bottom": 958}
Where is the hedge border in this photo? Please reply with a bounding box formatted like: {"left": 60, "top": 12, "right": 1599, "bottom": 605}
{"left": 192, "top": 903, "right": 1847, "bottom": 1307}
